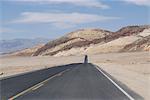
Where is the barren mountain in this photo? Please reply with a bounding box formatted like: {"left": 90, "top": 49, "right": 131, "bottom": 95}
{"left": 10, "top": 25, "right": 150, "bottom": 56}
{"left": 33, "top": 29, "right": 113, "bottom": 56}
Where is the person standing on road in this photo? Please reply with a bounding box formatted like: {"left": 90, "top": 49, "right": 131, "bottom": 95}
{"left": 84, "top": 55, "right": 88, "bottom": 64}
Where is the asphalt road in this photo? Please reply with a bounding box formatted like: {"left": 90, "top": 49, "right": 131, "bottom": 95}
{"left": 0, "top": 63, "right": 81, "bottom": 100}
{"left": 0, "top": 63, "right": 135, "bottom": 100}
{"left": 0, "top": 62, "right": 135, "bottom": 100}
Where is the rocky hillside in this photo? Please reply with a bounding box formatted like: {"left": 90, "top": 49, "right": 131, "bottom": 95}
{"left": 11, "top": 25, "right": 150, "bottom": 56}
{"left": 33, "top": 29, "right": 113, "bottom": 56}
{"left": 121, "top": 29, "right": 150, "bottom": 52}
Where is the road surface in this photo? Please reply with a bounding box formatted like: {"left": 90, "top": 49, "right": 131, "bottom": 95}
{"left": 0, "top": 63, "right": 80, "bottom": 100}
{"left": 0, "top": 63, "right": 134, "bottom": 100}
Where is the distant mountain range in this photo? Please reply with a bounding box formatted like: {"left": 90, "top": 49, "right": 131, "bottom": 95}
{"left": 8, "top": 25, "right": 150, "bottom": 56}
{"left": 0, "top": 38, "right": 50, "bottom": 54}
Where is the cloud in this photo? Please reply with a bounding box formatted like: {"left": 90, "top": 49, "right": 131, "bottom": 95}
{"left": 122, "top": 0, "right": 150, "bottom": 6}
{"left": 11, "top": 12, "right": 120, "bottom": 28}
{"left": 5, "top": 0, "right": 109, "bottom": 9}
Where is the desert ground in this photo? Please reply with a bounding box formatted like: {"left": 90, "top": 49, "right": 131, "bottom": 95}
{"left": 0, "top": 51, "right": 149, "bottom": 100}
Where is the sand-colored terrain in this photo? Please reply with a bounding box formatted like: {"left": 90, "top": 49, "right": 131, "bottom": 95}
{"left": 0, "top": 52, "right": 149, "bottom": 99}
{"left": 85, "top": 36, "right": 140, "bottom": 54}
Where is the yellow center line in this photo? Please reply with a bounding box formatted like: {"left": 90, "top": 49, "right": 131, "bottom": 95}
{"left": 9, "top": 68, "right": 70, "bottom": 100}
{"left": 32, "top": 84, "right": 44, "bottom": 91}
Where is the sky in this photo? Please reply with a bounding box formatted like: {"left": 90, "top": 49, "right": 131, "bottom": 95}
{"left": 0, "top": 0, "right": 150, "bottom": 40}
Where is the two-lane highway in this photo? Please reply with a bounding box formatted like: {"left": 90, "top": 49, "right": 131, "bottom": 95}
{"left": 3, "top": 63, "right": 134, "bottom": 100}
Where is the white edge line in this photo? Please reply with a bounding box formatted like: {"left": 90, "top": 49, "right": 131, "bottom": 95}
{"left": 95, "top": 65, "right": 135, "bottom": 100}
{"left": 9, "top": 69, "right": 70, "bottom": 100}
